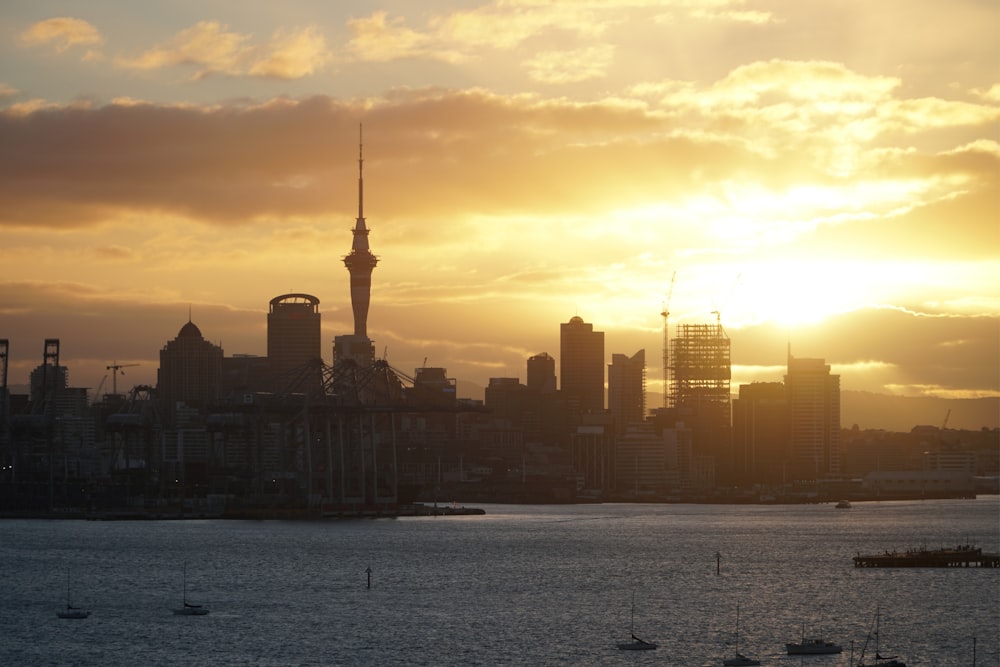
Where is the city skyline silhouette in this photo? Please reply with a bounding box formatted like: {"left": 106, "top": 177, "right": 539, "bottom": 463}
{"left": 1, "top": 2, "right": 997, "bottom": 431}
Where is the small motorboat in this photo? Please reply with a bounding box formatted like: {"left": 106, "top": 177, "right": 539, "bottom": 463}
{"left": 835, "top": 499, "right": 852, "bottom": 509}
{"left": 787, "top": 637, "right": 843, "bottom": 655}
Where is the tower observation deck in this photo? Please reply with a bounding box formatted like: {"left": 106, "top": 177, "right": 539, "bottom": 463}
{"left": 335, "top": 126, "right": 378, "bottom": 368}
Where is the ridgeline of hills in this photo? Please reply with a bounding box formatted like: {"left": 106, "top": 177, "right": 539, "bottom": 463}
{"left": 458, "top": 385, "right": 998, "bottom": 433}
{"left": 838, "top": 391, "right": 998, "bottom": 432}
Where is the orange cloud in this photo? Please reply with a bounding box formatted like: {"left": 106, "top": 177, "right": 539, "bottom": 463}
{"left": 20, "top": 17, "right": 104, "bottom": 54}
{"left": 116, "top": 21, "right": 331, "bottom": 80}
{"left": 524, "top": 45, "right": 616, "bottom": 84}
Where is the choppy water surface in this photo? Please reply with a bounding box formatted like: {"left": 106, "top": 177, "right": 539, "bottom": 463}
{"left": 1, "top": 498, "right": 998, "bottom": 666}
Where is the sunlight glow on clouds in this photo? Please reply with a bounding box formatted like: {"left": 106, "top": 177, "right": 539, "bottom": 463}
{"left": 524, "top": 45, "right": 615, "bottom": 84}
{"left": 20, "top": 17, "right": 103, "bottom": 53}
{"left": 1, "top": 0, "right": 997, "bottom": 418}
{"left": 116, "top": 21, "right": 331, "bottom": 80}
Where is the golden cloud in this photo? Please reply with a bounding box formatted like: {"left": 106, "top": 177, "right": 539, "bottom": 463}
{"left": 524, "top": 45, "right": 616, "bottom": 84}
{"left": 20, "top": 17, "right": 104, "bottom": 53}
{"left": 116, "top": 21, "right": 331, "bottom": 80}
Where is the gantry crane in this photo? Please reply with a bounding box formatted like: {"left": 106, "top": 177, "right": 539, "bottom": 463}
{"left": 106, "top": 362, "right": 139, "bottom": 395}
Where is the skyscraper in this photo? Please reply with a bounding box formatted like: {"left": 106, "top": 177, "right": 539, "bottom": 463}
{"left": 560, "top": 316, "right": 604, "bottom": 414}
{"left": 266, "top": 293, "right": 322, "bottom": 393}
{"left": 785, "top": 353, "right": 841, "bottom": 478}
{"left": 157, "top": 319, "right": 223, "bottom": 418}
{"left": 526, "top": 352, "right": 556, "bottom": 393}
{"left": 608, "top": 349, "right": 646, "bottom": 434}
{"left": 732, "top": 381, "right": 789, "bottom": 485}
{"left": 335, "top": 127, "right": 378, "bottom": 368}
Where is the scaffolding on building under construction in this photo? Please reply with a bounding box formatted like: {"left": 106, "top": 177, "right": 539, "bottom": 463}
{"left": 668, "top": 322, "right": 731, "bottom": 411}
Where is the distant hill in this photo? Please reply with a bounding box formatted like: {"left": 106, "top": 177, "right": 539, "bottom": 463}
{"left": 839, "top": 391, "right": 998, "bottom": 432}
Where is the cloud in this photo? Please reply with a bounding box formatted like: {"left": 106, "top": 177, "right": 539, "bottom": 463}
{"left": 524, "top": 45, "right": 616, "bottom": 84}
{"left": 116, "top": 21, "right": 331, "bottom": 80}
{"left": 20, "top": 17, "right": 104, "bottom": 54}
{"left": 345, "top": 11, "right": 464, "bottom": 64}
{"left": 247, "top": 26, "right": 331, "bottom": 79}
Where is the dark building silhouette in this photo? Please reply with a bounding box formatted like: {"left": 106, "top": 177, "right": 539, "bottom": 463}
{"left": 157, "top": 319, "right": 223, "bottom": 420}
{"left": 608, "top": 349, "right": 645, "bottom": 435}
{"left": 559, "top": 316, "right": 604, "bottom": 414}
{"left": 527, "top": 352, "right": 556, "bottom": 393}
{"left": 485, "top": 377, "right": 526, "bottom": 423}
{"left": 786, "top": 353, "right": 841, "bottom": 479}
{"left": 669, "top": 321, "right": 731, "bottom": 485}
{"left": 267, "top": 293, "right": 322, "bottom": 393}
{"left": 732, "top": 381, "right": 789, "bottom": 485}
{"left": 335, "top": 129, "right": 378, "bottom": 368}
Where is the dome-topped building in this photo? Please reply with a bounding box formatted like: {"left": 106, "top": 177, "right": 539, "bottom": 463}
{"left": 157, "top": 317, "right": 223, "bottom": 419}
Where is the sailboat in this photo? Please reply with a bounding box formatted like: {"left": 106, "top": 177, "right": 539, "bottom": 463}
{"left": 722, "top": 602, "right": 760, "bottom": 666}
{"left": 856, "top": 605, "right": 905, "bottom": 667}
{"left": 172, "top": 562, "right": 209, "bottom": 616}
{"left": 56, "top": 570, "right": 91, "bottom": 619}
{"left": 617, "top": 591, "right": 658, "bottom": 650}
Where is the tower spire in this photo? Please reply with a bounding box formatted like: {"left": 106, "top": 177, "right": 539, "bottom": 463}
{"left": 343, "top": 123, "right": 378, "bottom": 340}
{"left": 358, "top": 123, "right": 364, "bottom": 223}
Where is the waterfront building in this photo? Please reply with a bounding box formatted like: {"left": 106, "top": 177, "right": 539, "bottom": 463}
{"left": 785, "top": 353, "right": 841, "bottom": 479}
{"left": 157, "top": 319, "right": 223, "bottom": 421}
{"left": 559, "top": 316, "right": 605, "bottom": 414}
{"left": 570, "top": 413, "right": 615, "bottom": 493}
{"left": 614, "top": 422, "right": 671, "bottom": 496}
{"left": 608, "top": 349, "right": 646, "bottom": 436}
{"left": 732, "top": 382, "right": 789, "bottom": 485}
{"left": 266, "top": 293, "right": 322, "bottom": 393}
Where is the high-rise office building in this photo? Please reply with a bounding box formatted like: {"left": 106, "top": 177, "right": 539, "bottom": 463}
{"left": 608, "top": 350, "right": 645, "bottom": 435}
{"left": 335, "top": 128, "right": 378, "bottom": 368}
{"left": 732, "top": 381, "right": 789, "bottom": 485}
{"left": 559, "top": 316, "right": 604, "bottom": 414}
{"left": 158, "top": 319, "right": 223, "bottom": 418}
{"left": 526, "top": 352, "right": 556, "bottom": 393}
{"left": 267, "top": 293, "right": 322, "bottom": 393}
{"left": 785, "top": 353, "right": 841, "bottom": 478}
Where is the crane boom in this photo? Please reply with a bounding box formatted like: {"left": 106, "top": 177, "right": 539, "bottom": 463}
{"left": 106, "top": 361, "right": 139, "bottom": 395}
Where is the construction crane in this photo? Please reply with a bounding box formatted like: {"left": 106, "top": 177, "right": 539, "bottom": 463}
{"left": 106, "top": 362, "right": 139, "bottom": 395}
{"left": 660, "top": 270, "right": 676, "bottom": 409}
{"left": 91, "top": 375, "right": 107, "bottom": 405}
{"left": 940, "top": 409, "right": 952, "bottom": 451}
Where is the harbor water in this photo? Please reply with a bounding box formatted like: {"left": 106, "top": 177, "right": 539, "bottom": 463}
{"left": 2, "top": 498, "right": 998, "bottom": 666}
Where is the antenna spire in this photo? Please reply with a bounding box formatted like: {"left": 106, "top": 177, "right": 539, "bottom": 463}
{"left": 358, "top": 123, "right": 364, "bottom": 222}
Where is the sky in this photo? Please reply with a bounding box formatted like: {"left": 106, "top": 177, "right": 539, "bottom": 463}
{"left": 1, "top": 0, "right": 998, "bottom": 428}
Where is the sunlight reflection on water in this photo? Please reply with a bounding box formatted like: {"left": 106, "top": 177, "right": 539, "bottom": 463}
{"left": 1, "top": 498, "right": 997, "bottom": 666}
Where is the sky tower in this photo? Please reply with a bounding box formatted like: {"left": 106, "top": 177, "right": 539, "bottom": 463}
{"left": 334, "top": 126, "right": 378, "bottom": 367}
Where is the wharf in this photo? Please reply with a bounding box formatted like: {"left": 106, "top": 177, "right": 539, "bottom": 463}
{"left": 853, "top": 544, "right": 1000, "bottom": 568}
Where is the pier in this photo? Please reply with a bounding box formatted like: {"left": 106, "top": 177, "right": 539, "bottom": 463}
{"left": 853, "top": 544, "right": 1000, "bottom": 568}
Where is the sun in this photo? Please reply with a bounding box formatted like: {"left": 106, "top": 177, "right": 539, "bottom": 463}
{"left": 724, "top": 260, "right": 876, "bottom": 328}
